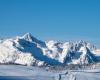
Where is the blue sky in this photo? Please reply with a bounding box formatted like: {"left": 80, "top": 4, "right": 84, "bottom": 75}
{"left": 0, "top": 0, "right": 100, "bottom": 46}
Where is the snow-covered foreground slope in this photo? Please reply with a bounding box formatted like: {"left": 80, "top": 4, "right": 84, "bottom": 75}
{"left": 0, "top": 33, "right": 100, "bottom": 66}
{"left": 0, "top": 65, "right": 100, "bottom": 80}
{"left": 0, "top": 65, "right": 56, "bottom": 80}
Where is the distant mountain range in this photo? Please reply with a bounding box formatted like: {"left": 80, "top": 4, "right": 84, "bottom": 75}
{"left": 0, "top": 33, "right": 100, "bottom": 66}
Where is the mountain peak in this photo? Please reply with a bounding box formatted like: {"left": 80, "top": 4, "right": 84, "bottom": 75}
{"left": 21, "top": 33, "right": 42, "bottom": 43}
{"left": 22, "top": 33, "right": 33, "bottom": 42}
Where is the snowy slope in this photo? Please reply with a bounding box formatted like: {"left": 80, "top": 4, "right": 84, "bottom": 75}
{"left": 0, "top": 33, "right": 100, "bottom": 66}
{"left": 0, "top": 65, "right": 100, "bottom": 80}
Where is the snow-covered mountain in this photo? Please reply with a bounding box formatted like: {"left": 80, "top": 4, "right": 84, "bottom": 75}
{"left": 0, "top": 33, "right": 99, "bottom": 66}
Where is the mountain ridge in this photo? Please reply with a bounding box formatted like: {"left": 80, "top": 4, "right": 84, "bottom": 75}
{"left": 0, "top": 33, "right": 99, "bottom": 67}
